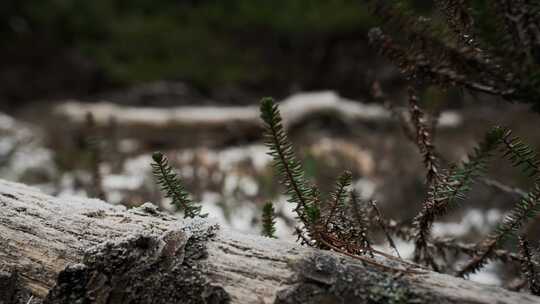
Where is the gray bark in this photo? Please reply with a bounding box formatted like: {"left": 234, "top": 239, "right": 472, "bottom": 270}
{"left": 0, "top": 179, "right": 538, "bottom": 304}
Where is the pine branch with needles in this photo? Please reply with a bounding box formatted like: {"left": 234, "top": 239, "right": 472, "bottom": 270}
{"left": 368, "top": 0, "right": 540, "bottom": 111}
{"left": 151, "top": 152, "right": 205, "bottom": 219}
{"left": 260, "top": 97, "right": 322, "bottom": 244}
{"left": 325, "top": 171, "right": 353, "bottom": 229}
{"left": 457, "top": 184, "right": 540, "bottom": 277}
{"left": 262, "top": 202, "right": 277, "bottom": 238}
{"left": 518, "top": 236, "right": 540, "bottom": 296}
{"left": 412, "top": 126, "right": 505, "bottom": 268}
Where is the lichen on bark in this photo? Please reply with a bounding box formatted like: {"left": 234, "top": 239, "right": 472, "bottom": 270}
{"left": 44, "top": 221, "right": 230, "bottom": 304}
{"left": 275, "top": 253, "right": 423, "bottom": 304}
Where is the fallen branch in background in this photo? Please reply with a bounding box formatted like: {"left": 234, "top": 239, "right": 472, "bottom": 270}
{"left": 52, "top": 91, "right": 462, "bottom": 148}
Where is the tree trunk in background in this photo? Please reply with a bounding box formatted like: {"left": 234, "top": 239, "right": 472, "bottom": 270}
{"left": 0, "top": 179, "right": 538, "bottom": 304}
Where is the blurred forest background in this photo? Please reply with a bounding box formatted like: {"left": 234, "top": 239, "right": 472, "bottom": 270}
{"left": 1, "top": 0, "right": 539, "bottom": 287}
{"left": 0, "top": 0, "right": 462, "bottom": 109}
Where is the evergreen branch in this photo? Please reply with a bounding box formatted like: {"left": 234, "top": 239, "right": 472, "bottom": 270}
{"left": 439, "top": 126, "right": 505, "bottom": 208}
{"left": 369, "top": 0, "right": 540, "bottom": 111}
{"left": 431, "top": 238, "right": 528, "bottom": 265}
{"left": 262, "top": 202, "right": 277, "bottom": 238}
{"left": 518, "top": 236, "right": 540, "bottom": 296}
{"left": 370, "top": 200, "right": 401, "bottom": 258}
{"left": 260, "top": 97, "right": 318, "bottom": 227}
{"left": 408, "top": 86, "right": 440, "bottom": 183}
{"left": 368, "top": 26, "right": 510, "bottom": 95}
{"left": 435, "top": 0, "right": 476, "bottom": 47}
{"left": 413, "top": 126, "right": 504, "bottom": 267}
{"left": 325, "top": 171, "right": 353, "bottom": 229}
{"left": 499, "top": 127, "right": 540, "bottom": 179}
{"left": 151, "top": 152, "right": 205, "bottom": 218}
{"left": 350, "top": 190, "right": 373, "bottom": 256}
{"left": 519, "top": 236, "right": 540, "bottom": 293}
{"left": 457, "top": 183, "right": 540, "bottom": 277}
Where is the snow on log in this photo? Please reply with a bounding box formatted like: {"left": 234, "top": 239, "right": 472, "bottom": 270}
{"left": 0, "top": 179, "right": 538, "bottom": 304}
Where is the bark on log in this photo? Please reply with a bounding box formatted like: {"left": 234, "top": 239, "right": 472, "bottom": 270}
{"left": 0, "top": 179, "right": 538, "bottom": 304}
{"left": 52, "top": 92, "right": 461, "bottom": 148}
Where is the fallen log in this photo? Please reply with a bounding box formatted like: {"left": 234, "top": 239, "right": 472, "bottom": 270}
{"left": 52, "top": 92, "right": 461, "bottom": 148}
{"left": 0, "top": 179, "right": 538, "bottom": 304}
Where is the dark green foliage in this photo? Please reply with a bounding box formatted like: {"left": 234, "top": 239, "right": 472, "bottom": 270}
{"left": 413, "top": 126, "right": 505, "bottom": 265}
{"left": 0, "top": 0, "right": 376, "bottom": 92}
{"left": 369, "top": 0, "right": 540, "bottom": 276}
{"left": 151, "top": 152, "right": 205, "bottom": 219}
{"left": 454, "top": 130, "right": 540, "bottom": 276}
{"left": 457, "top": 184, "right": 540, "bottom": 277}
{"left": 324, "top": 171, "right": 352, "bottom": 228}
{"left": 499, "top": 128, "right": 540, "bottom": 179}
{"left": 260, "top": 97, "right": 319, "bottom": 227}
{"left": 261, "top": 97, "right": 384, "bottom": 258}
{"left": 437, "top": 126, "right": 505, "bottom": 210}
{"left": 262, "top": 202, "right": 277, "bottom": 238}
{"left": 350, "top": 191, "right": 373, "bottom": 254}
{"left": 494, "top": 185, "right": 540, "bottom": 242}
{"left": 414, "top": 127, "right": 539, "bottom": 273}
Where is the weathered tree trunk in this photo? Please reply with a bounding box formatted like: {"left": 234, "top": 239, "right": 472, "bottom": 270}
{"left": 0, "top": 179, "right": 538, "bottom": 304}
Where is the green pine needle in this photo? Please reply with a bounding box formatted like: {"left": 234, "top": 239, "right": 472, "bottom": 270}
{"left": 499, "top": 127, "right": 540, "bottom": 179}
{"left": 494, "top": 184, "right": 540, "bottom": 243}
{"left": 458, "top": 183, "right": 540, "bottom": 277}
{"left": 413, "top": 126, "right": 505, "bottom": 267}
{"left": 518, "top": 236, "right": 540, "bottom": 296}
{"left": 438, "top": 126, "right": 505, "bottom": 211}
{"left": 260, "top": 97, "right": 318, "bottom": 226}
{"left": 262, "top": 202, "right": 277, "bottom": 238}
{"left": 325, "top": 171, "right": 353, "bottom": 228}
{"left": 151, "top": 152, "right": 206, "bottom": 219}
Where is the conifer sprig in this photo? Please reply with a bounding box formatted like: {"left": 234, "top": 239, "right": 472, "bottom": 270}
{"left": 368, "top": 0, "right": 540, "bottom": 111}
{"left": 370, "top": 200, "right": 400, "bottom": 258}
{"left": 457, "top": 184, "right": 540, "bottom": 277}
{"left": 408, "top": 87, "right": 440, "bottom": 184}
{"left": 151, "top": 152, "right": 205, "bottom": 218}
{"left": 437, "top": 126, "right": 505, "bottom": 210}
{"left": 260, "top": 97, "right": 319, "bottom": 227}
{"left": 518, "top": 236, "right": 540, "bottom": 296}
{"left": 499, "top": 127, "right": 540, "bottom": 179}
{"left": 413, "top": 126, "right": 505, "bottom": 267}
{"left": 325, "top": 171, "right": 353, "bottom": 228}
{"left": 262, "top": 202, "right": 277, "bottom": 238}
{"left": 435, "top": 0, "right": 476, "bottom": 47}
{"left": 350, "top": 191, "right": 373, "bottom": 255}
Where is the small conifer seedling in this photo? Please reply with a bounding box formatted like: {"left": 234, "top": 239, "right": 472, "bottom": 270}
{"left": 151, "top": 152, "right": 206, "bottom": 218}
{"left": 262, "top": 202, "right": 277, "bottom": 238}
{"left": 260, "top": 97, "right": 321, "bottom": 243}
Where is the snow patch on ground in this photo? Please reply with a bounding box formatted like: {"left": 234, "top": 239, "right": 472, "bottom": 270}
{"left": 0, "top": 112, "right": 57, "bottom": 185}
{"left": 468, "top": 261, "right": 503, "bottom": 286}
{"left": 432, "top": 208, "right": 502, "bottom": 238}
